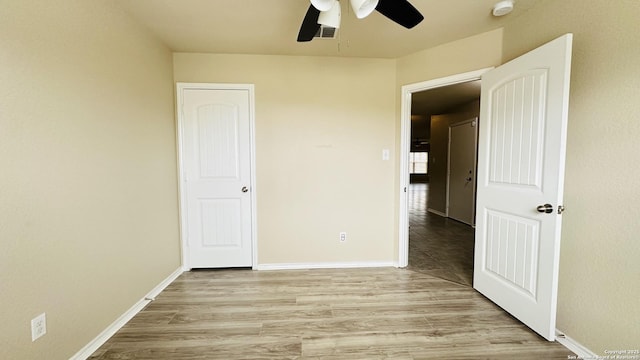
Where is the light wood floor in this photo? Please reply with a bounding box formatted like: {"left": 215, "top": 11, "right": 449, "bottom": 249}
{"left": 89, "top": 183, "right": 574, "bottom": 359}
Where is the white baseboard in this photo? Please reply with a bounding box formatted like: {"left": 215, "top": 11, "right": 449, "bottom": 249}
{"left": 427, "top": 208, "right": 446, "bottom": 217}
{"left": 256, "top": 261, "right": 396, "bottom": 271}
{"left": 555, "top": 329, "right": 598, "bottom": 359}
{"left": 70, "top": 267, "right": 183, "bottom": 360}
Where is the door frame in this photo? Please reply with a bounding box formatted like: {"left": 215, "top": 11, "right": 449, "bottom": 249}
{"left": 398, "top": 68, "right": 491, "bottom": 267}
{"left": 446, "top": 117, "right": 478, "bottom": 226}
{"left": 176, "top": 83, "right": 258, "bottom": 271}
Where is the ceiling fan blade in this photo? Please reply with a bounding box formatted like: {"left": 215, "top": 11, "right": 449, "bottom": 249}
{"left": 297, "top": 4, "right": 321, "bottom": 42}
{"left": 375, "top": 0, "right": 424, "bottom": 29}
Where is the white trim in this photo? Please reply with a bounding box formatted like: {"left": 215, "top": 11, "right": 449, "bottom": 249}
{"left": 175, "top": 83, "right": 258, "bottom": 271}
{"left": 247, "top": 87, "right": 258, "bottom": 270}
{"left": 555, "top": 330, "right": 598, "bottom": 359}
{"left": 446, "top": 125, "right": 451, "bottom": 218}
{"left": 398, "top": 68, "right": 493, "bottom": 268}
{"left": 427, "top": 208, "right": 447, "bottom": 217}
{"left": 70, "top": 267, "right": 183, "bottom": 360}
{"left": 398, "top": 87, "right": 411, "bottom": 268}
{"left": 176, "top": 84, "right": 189, "bottom": 271}
{"left": 256, "top": 262, "right": 396, "bottom": 271}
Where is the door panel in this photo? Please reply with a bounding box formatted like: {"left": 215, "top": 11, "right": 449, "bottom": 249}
{"left": 199, "top": 199, "right": 242, "bottom": 247}
{"left": 484, "top": 209, "right": 539, "bottom": 297}
{"left": 197, "top": 103, "right": 240, "bottom": 179}
{"left": 474, "top": 34, "right": 572, "bottom": 341}
{"left": 180, "top": 87, "right": 253, "bottom": 269}
{"left": 488, "top": 69, "right": 547, "bottom": 187}
{"left": 447, "top": 119, "right": 478, "bottom": 225}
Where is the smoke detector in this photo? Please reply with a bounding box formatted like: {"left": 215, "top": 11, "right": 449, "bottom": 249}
{"left": 492, "top": 0, "right": 514, "bottom": 16}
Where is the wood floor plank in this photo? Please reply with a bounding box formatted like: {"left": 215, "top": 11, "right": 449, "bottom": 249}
{"left": 108, "top": 323, "right": 264, "bottom": 342}
{"left": 260, "top": 314, "right": 433, "bottom": 337}
{"left": 301, "top": 332, "right": 436, "bottom": 357}
{"left": 99, "top": 340, "right": 302, "bottom": 360}
{"left": 168, "top": 304, "right": 333, "bottom": 323}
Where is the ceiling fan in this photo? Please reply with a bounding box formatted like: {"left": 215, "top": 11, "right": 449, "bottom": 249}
{"left": 297, "top": 0, "right": 424, "bottom": 42}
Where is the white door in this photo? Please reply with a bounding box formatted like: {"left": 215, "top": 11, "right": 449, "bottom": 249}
{"left": 447, "top": 118, "right": 478, "bottom": 226}
{"left": 178, "top": 85, "right": 255, "bottom": 269}
{"left": 473, "top": 34, "right": 572, "bottom": 341}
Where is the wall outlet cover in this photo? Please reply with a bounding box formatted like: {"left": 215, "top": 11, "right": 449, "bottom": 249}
{"left": 31, "top": 313, "right": 47, "bottom": 341}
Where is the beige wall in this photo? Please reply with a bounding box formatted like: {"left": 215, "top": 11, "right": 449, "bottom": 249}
{"left": 501, "top": 0, "right": 640, "bottom": 354}
{"left": 396, "top": 28, "right": 503, "bottom": 87}
{"left": 174, "top": 54, "right": 397, "bottom": 264}
{"left": 0, "top": 1, "right": 180, "bottom": 359}
{"left": 428, "top": 101, "right": 480, "bottom": 214}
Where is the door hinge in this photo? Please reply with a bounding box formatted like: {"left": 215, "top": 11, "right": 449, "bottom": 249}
{"left": 558, "top": 205, "right": 565, "bottom": 215}
{"left": 404, "top": 187, "right": 407, "bottom": 193}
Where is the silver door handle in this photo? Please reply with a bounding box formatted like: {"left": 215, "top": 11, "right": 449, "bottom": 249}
{"left": 536, "top": 204, "right": 553, "bottom": 213}
{"left": 241, "top": 186, "right": 249, "bottom": 193}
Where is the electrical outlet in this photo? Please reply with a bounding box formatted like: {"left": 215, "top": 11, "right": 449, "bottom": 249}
{"left": 339, "top": 232, "right": 347, "bottom": 242}
{"left": 31, "top": 313, "right": 46, "bottom": 342}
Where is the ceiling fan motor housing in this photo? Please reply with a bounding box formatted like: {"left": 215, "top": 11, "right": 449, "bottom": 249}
{"left": 310, "top": 0, "right": 336, "bottom": 11}
{"left": 350, "top": 0, "right": 379, "bottom": 19}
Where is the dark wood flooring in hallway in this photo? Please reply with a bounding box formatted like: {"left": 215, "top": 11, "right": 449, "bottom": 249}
{"left": 407, "top": 183, "right": 475, "bottom": 287}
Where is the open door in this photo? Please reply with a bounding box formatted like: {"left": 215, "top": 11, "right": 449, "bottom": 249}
{"left": 473, "top": 34, "right": 572, "bottom": 340}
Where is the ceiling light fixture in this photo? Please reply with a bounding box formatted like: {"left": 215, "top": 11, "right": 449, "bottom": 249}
{"left": 318, "top": 1, "right": 342, "bottom": 28}
{"left": 350, "top": 0, "right": 379, "bottom": 19}
{"left": 492, "top": 0, "right": 514, "bottom": 17}
{"left": 310, "top": 0, "right": 337, "bottom": 12}
{"left": 298, "top": 0, "right": 423, "bottom": 42}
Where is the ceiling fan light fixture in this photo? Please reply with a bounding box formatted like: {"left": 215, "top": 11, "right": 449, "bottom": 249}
{"left": 349, "top": 0, "right": 379, "bottom": 19}
{"left": 310, "top": 0, "right": 337, "bottom": 12}
{"left": 318, "top": 1, "right": 341, "bottom": 28}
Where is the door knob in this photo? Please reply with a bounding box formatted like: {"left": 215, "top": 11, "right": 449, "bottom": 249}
{"left": 241, "top": 186, "right": 249, "bottom": 193}
{"left": 536, "top": 204, "right": 553, "bottom": 213}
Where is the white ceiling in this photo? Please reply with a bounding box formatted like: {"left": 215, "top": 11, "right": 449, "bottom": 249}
{"left": 115, "top": 0, "right": 540, "bottom": 59}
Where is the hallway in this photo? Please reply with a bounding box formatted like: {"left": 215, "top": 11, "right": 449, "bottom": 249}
{"left": 407, "top": 183, "right": 475, "bottom": 286}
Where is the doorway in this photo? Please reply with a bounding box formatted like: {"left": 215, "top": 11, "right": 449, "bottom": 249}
{"left": 398, "top": 68, "right": 491, "bottom": 284}
{"left": 407, "top": 183, "right": 475, "bottom": 285}
{"left": 447, "top": 118, "right": 478, "bottom": 226}
{"left": 176, "top": 83, "right": 258, "bottom": 270}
